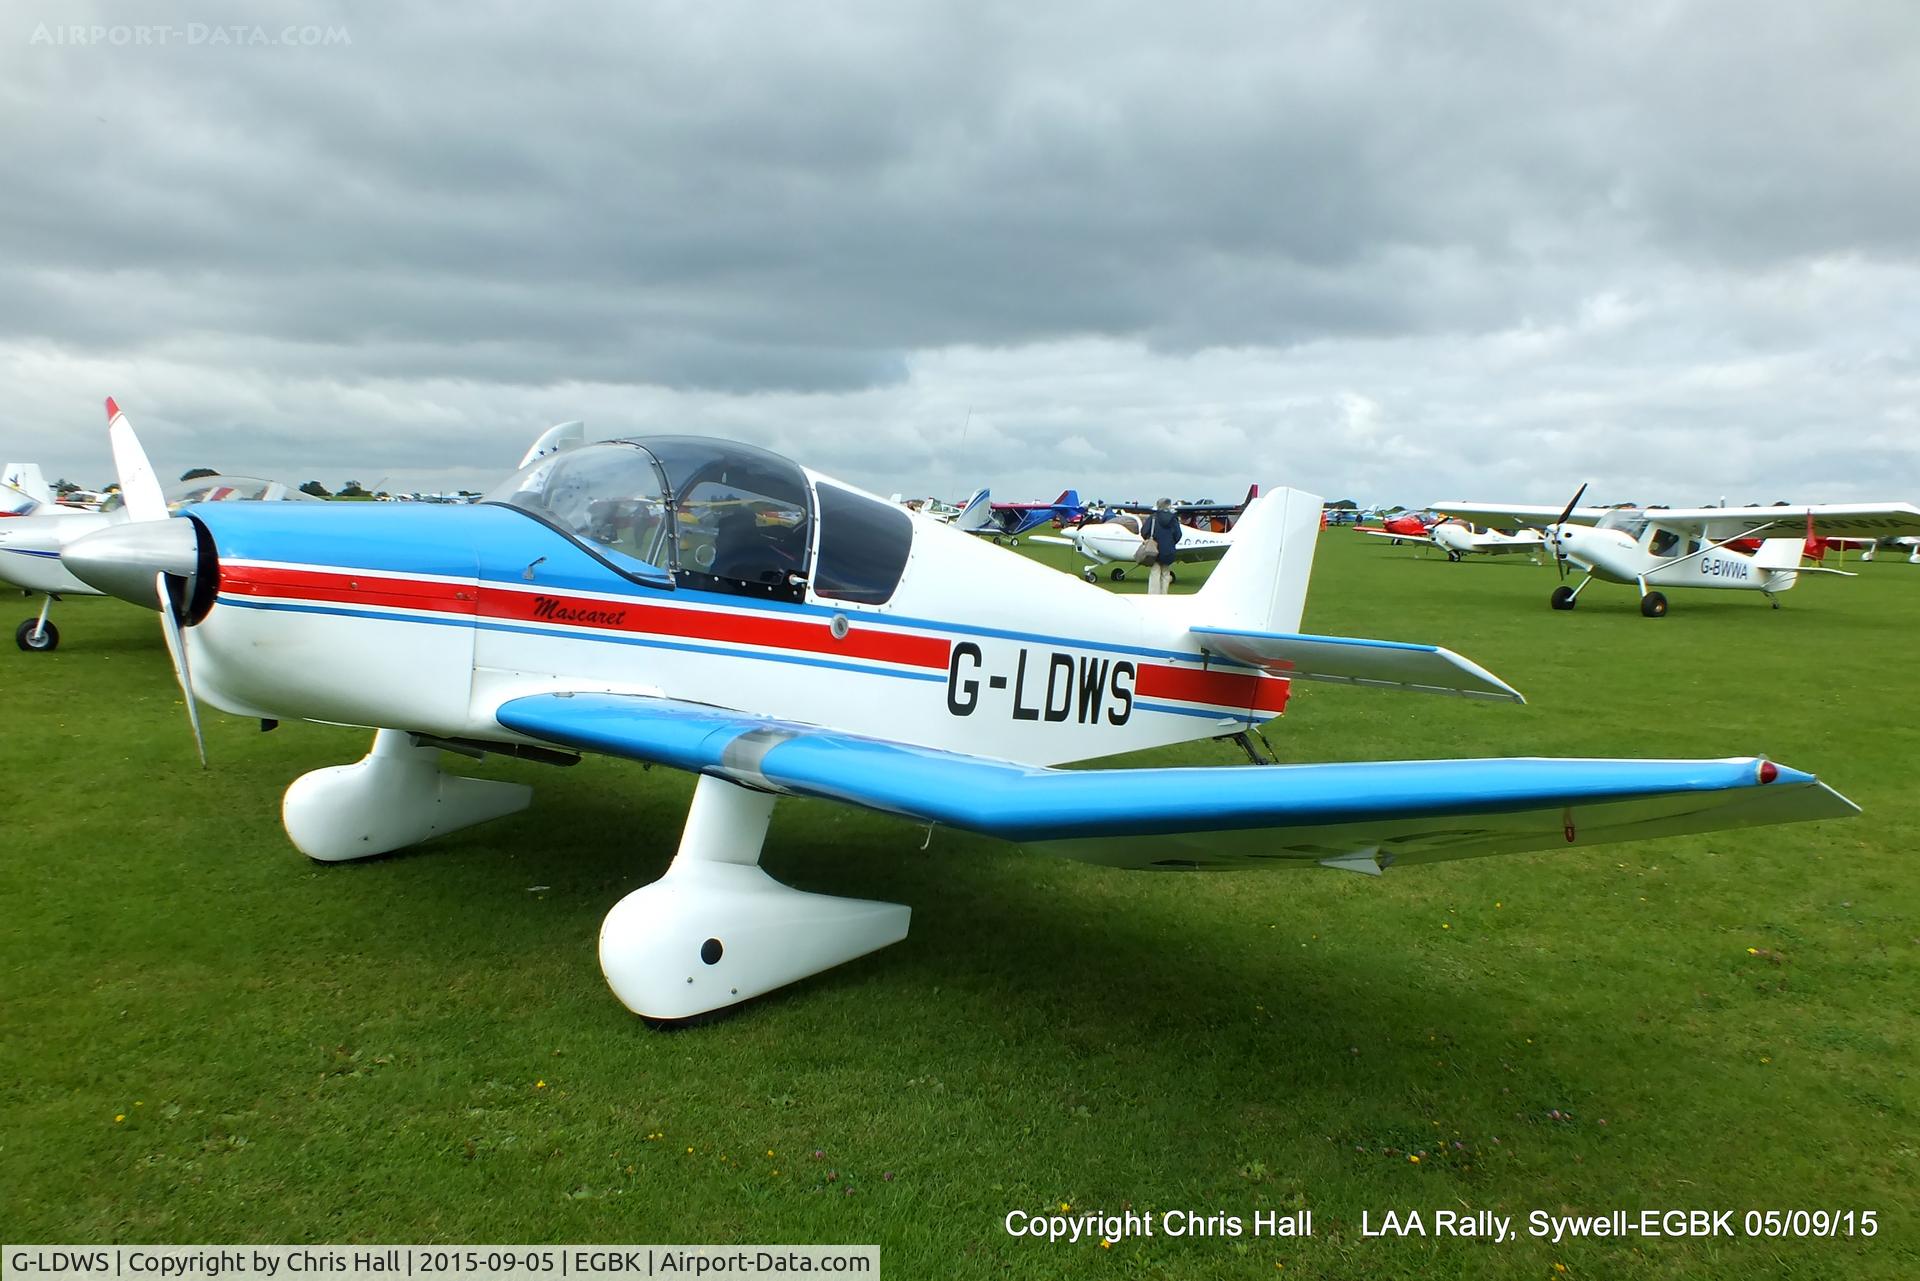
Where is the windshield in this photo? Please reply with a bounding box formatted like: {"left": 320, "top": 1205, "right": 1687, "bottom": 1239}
{"left": 486, "top": 442, "right": 674, "bottom": 578}
{"left": 487, "top": 437, "right": 815, "bottom": 598}
{"left": 1595, "top": 508, "right": 1648, "bottom": 540}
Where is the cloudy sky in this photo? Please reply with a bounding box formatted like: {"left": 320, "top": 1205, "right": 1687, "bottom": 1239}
{"left": 3, "top": 1, "right": 1916, "bottom": 505}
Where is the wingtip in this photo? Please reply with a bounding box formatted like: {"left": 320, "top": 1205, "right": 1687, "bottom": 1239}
{"left": 105, "top": 396, "right": 121, "bottom": 421}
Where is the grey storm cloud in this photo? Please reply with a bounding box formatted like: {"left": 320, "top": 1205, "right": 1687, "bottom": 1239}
{"left": 1, "top": 0, "right": 1916, "bottom": 502}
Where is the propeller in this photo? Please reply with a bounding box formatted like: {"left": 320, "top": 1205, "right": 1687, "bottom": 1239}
{"left": 155, "top": 571, "right": 207, "bottom": 766}
{"left": 1548, "top": 482, "right": 1588, "bottom": 580}
{"left": 74, "top": 398, "right": 209, "bottom": 766}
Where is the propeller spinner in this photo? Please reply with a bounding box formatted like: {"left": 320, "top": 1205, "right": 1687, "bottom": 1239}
{"left": 1547, "top": 482, "right": 1588, "bottom": 580}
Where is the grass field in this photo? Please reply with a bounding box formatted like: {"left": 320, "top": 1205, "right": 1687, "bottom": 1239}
{"left": 3, "top": 532, "right": 1915, "bottom": 1278}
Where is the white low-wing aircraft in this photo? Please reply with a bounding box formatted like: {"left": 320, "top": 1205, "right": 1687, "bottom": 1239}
{"left": 65, "top": 401, "right": 1859, "bottom": 1023}
{"left": 2, "top": 418, "right": 592, "bottom": 652}
{"left": 3, "top": 473, "right": 315, "bottom": 651}
{"left": 1357, "top": 519, "right": 1545, "bottom": 563}
{"left": 1030, "top": 512, "right": 1233, "bottom": 582}
{"left": 1433, "top": 489, "right": 1920, "bottom": 616}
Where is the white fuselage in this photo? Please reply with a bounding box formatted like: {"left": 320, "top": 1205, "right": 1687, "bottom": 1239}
{"left": 1430, "top": 521, "right": 1543, "bottom": 558}
{"left": 1548, "top": 521, "right": 1798, "bottom": 594}
{"left": 1062, "top": 518, "right": 1232, "bottom": 567}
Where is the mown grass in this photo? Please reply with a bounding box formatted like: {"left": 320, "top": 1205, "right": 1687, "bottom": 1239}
{"left": 1, "top": 533, "right": 1914, "bottom": 1278}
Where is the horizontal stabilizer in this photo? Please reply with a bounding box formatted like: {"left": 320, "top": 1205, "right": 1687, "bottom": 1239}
{"left": 496, "top": 694, "right": 1856, "bottom": 871}
{"left": 1190, "top": 625, "right": 1524, "bottom": 702}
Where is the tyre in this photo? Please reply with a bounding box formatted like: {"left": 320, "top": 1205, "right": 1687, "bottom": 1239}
{"left": 1549, "top": 586, "right": 1577, "bottom": 611}
{"left": 1108, "top": 567, "right": 1127, "bottom": 582}
{"left": 1081, "top": 567, "right": 1097, "bottom": 583}
{"left": 1640, "top": 591, "right": 1668, "bottom": 618}
{"left": 16, "top": 618, "right": 59, "bottom": 652}
{"left": 1446, "top": 549, "right": 1463, "bottom": 562}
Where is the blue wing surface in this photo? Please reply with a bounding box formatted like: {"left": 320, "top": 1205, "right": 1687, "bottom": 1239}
{"left": 496, "top": 694, "right": 1857, "bottom": 870}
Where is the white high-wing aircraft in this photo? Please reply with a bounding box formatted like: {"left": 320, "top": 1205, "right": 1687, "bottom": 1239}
{"left": 62, "top": 400, "right": 1859, "bottom": 1024}
{"left": 1031, "top": 512, "right": 1233, "bottom": 582}
{"left": 1433, "top": 490, "right": 1920, "bottom": 616}
{"left": 1356, "top": 519, "right": 1545, "bottom": 563}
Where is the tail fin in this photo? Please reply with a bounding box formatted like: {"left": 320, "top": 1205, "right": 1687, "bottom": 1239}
{"left": 1191, "top": 487, "right": 1323, "bottom": 633}
{"left": 954, "top": 487, "right": 992, "bottom": 533}
{"left": 2, "top": 462, "right": 53, "bottom": 512}
{"left": 1752, "top": 538, "right": 1803, "bottom": 572}
{"left": 1753, "top": 537, "right": 1803, "bottom": 592}
{"left": 1054, "top": 489, "right": 1082, "bottom": 511}
{"left": 1242, "top": 483, "right": 1259, "bottom": 507}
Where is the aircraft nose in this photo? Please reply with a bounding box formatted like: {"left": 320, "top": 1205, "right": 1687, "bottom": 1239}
{"left": 63, "top": 517, "right": 203, "bottom": 611}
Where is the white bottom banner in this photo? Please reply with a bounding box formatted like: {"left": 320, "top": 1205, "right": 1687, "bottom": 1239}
{"left": 3, "top": 1247, "right": 878, "bottom": 1281}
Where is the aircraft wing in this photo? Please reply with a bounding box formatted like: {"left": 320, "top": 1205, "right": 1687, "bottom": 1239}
{"left": 1470, "top": 537, "right": 1545, "bottom": 556}
{"left": 1354, "top": 527, "right": 1435, "bottom": 546}
{"left": 1190, "top": 625, "right": 1522, "bottom": 701}
{"left": 1430, "top": 501, "right": 1614, "bottom": 527}
{"left": 494, "top": 694, "right": 1856, "bottom": 871}
{"left": 1649, "top": 504, "right": 1920, "bottom": 540}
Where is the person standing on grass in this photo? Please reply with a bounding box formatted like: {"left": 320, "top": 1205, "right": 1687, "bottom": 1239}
{"left": 1147, "top": 497, "right": 1181, "bottom": 594}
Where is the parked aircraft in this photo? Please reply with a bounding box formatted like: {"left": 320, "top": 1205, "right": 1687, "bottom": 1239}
{"left": 1353, "top": 511, "right": 1436, "bottom": 543}
{"left": 1434, "top": 488, "right": 1920, "bottom": 616}
{"left": 65, "top": 400, "right": 1859, "bottom": 1023}
{"left": 1031, "top": 512, "right": 1232, "bottom": 582}
{"left": 954, "top": 487, "right": 1086, "bottom": 541}
{"left": 1358, "top": 519, "right": 1545, "bottom": 563}
{"left": 3, "top": 470, "right": 315, "bottom": 651}
{"left": 1104, "top": 485, "right": 1261, "bottom": 532}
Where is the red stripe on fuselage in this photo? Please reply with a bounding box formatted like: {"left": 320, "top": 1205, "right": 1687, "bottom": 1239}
{"left": 219, "top": 564, "right": 950, "bottom": 670}
{"left": 472, "top": 584, "right": 951, "bottom": 670}
{"left": 217, "top": 563, "right": 1288, "bottom": 714}
{"left": 220, "top": 563, "right": 477, "bottom": 614}
{"left": 1136, "top": 663, "right": 1291, "bottom": 714}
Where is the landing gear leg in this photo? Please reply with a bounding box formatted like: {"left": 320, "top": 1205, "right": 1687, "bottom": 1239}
{"left": 1764, "top": 590, "right": 1780, "bottom": 610}
{"left": 1550, "top": 575, "right": 1593, "bottom": 610}
{"left": 599, "top": 775, "right": 910, "bottom": 1022}
{"left": 1222, "top": 729, "right": 1278, "bottom": 765}
{"left": 15, "top": 597, "right": 58, "bottom": 652}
